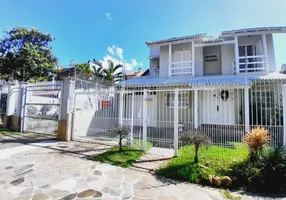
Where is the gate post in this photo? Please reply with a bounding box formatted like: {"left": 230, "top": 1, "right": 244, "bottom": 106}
{"left": 142, "top": 89, "right": 147, "bottom": 152}
{"left": 194, "top": 89, "right": 199, "bottom": 129}
{"left": 20, "top": 85, "right": 27, "bottom": 133}
{"left": 174, "top": 88, "right": 179, "bottom": 157}
{"left": 57, "top": 79, "right": 75, "bottom": 141}
{"left": 130, "top": 93, "right": 135, "bottom": 146}
{"left": 282, "top": 85, "right": 286, "bottom": 146}
{"left": 244, "top": 87, "right": 250, "bottom": 133}
{"left": 119, "top": 90, "right": 124, "bottom": 126}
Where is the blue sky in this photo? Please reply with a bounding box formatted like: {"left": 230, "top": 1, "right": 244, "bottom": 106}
{"left": 1, "top": 0, "right": 286, "bottom": 71}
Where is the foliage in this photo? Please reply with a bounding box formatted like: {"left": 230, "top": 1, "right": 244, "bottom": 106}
{"left": 156, "top": 143, "right": 248, "bottom": 184}
{"left": 92, "top": 60, "right": 123, "bottom": 82}
{"left": 89, "top": 146, "right": 144, "bottom": 168}
{"left": 221, "top": 190, "right": 242, "bottom": 200}
{"left": 108, "top": 125, "right": 130, "bottom": 151}
{"left": 243, "top": 127, "right": 270, "bottom": 159}
{"left": 0, "top": 129, "right": 17, "bottom": 135}
{"left": 39, "top": 105, "right": 52, "bottom": 115}
{"left": 74, "top": 64, "right": 93, "bottom": 80}
{"left": 0, "top": 26, "right": 58, "bottom": 82}
{"left": 26, "top": 106, "right": 38, "bottom": 116}
{"left": 231, "top": 146, "right": 286, "bottom": 193}
{"left": 180, "top": 130, "right": 211, "bottom": 163}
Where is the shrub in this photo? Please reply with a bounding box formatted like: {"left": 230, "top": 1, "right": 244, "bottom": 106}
{"left": 243, "top": 127, "right": 270, "bottom": 159}
{"left": 231, "top": 146, "right": 286, "bottom": 193}
{"left": 27, "top": 106, "right": 38, "bottom": 116}
{"left": 180, "top": 130, "right": 211, "bottom": 163}
{"left": 108, "top": 125, "right": 130, "bottom": 151}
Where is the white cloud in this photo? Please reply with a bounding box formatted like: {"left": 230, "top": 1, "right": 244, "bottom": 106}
{"left": 105, "top": 13, "right": 112, "bottom": 20}
{"left": 97, "top": 46, "right": 143, "bottom": 72}
{"left": 107, "top": 45, "right": 123, "bottom": 61}
{"left": 131, "top": 59, "right": 139, "bottom": 67}
{"left": 107, "top": 46, "right": 114, "bottom": 55}
{"left": 139, "top": 62, "right": 143, "bottom": 67}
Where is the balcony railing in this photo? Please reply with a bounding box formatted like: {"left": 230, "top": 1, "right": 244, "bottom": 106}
{"left": 238, "top": 55, "right": 267, "bottom": 73}
{"left": 151, "top": 69, "right": 160, "bottom": 76}
{"left": 170, "top": 61, "right": 192, "bottom": 77}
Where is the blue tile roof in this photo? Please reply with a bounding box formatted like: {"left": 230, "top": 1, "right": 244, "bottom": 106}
{"left": 120, "top": 73, "right": 286, "bottom": 88}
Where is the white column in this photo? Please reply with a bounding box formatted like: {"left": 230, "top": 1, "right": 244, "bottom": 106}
{"left": 192, "top": 41, "right": 195, "bottom": 76}
{"left": 142, "top": 89, "right": 147, "bottom": 151}
{"left": 20, "top": 85, "right": 27, "bottom": 133}
{"left": 6, "top": 83, "right": 17, "bottom": 117}
{"left": 174, "top": 88, "right": 179, "bottom": 157}
{"left": 118, "top": 90, "right": 124, "bottom": 126}
{"left": 194, "top": 89, "right": 199, "bottom": 129}
{"left": 282, "top": 85, "right": 286, "bottom": 147}
{"left": 130, "top": 93, "right": 135, "bottom": 146}
{"left": 262, "top": 34, "right": 269, "bottom": 72}
{"left": 169, "top": 44, "right": 172, "bottom": 77}
{"left": 244, "top": 87, "right": 250, "bottom": 133}
{"left": 234, "top": 36, "right": 239, "bottom": 74}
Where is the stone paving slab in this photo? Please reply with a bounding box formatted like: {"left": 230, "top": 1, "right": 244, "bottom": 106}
{"left": 0, "top": 140, "right": 283, "bottom": 200}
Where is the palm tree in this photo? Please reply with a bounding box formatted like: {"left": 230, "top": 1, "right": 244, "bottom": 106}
{"left": 75, "top": 64, "right": 93, "bottom": 80}
{"left": 92, "top": 60, "right": 123, "bottom": 82}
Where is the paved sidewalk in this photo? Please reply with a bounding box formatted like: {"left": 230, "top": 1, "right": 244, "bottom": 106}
{"left": 0, "top": 140, "right": 283, "bottom": 200}
{"left": 0, "top": 132, "right": 56, "bottom": 150}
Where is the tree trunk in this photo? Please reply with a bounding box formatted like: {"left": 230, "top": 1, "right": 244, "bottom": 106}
{"left": 194, "top": 145, "right": 199, "bottom": 163}
{"left": 119, "top": 137, "right": 123, "bottom": 151}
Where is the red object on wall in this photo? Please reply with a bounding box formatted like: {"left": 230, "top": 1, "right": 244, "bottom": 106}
{"left": 102, "top": 100, "right": 109, "bottom": 109}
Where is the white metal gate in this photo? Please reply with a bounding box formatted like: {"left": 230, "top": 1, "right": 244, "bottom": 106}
{"left": 22, "top": 81, "right": 62, "bottom": 135}
{"left": 72, "top": 90, "right": 140, "bottom": 144}
{"left": 72, "top": 79, "right": 284, "bottom": 155}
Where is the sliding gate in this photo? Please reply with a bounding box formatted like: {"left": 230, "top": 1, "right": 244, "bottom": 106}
{"left": 22, "top": 81, "right": 62, "bottom": 135}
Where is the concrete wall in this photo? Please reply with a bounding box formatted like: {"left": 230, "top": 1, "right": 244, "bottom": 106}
{"left": 194, "top": 47, "right": 203, "bottom": 76}
{"left": 159, "top": 46, "right": 169, "bottom": 77}
{"left": 203, "top": 46, "right": 222, "bottom": 75}
{"left": 150, "top": 46, "right": 160, "bottom": 58}
{"left": 221, "top": 44, "right": 235, "bottom": 75}
{"left": 266, "top": 34, "right": 276, "bottom": 72}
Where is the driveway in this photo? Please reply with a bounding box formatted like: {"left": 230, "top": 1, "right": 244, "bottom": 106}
{"left": 0, "top": 136, "right": 282, "bottom": 200}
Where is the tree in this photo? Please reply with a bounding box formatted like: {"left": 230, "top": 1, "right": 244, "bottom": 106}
{"left": 108, "top": 125, "right": 130, "bottom": 151}
{"left": 180, "top": 130, "right": 211, "bottom": 163}
{"left": 27, "top": 106, "right": 38, "bottom": 116}
{"left": 93, "top": 60, "right": 123, "bottom": 82}
{"left": 0, "top": 26, "right": 58, "bottom": 81}
{"left": 75, "top": 64, "right": 93, "bottom": 80}
{"left": 39, "top": 105, "right": 52, "bottom": 115}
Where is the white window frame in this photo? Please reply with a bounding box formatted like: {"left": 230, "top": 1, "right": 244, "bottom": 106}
{"left": 164, "top": 92, "right": 189, "bottom": 108}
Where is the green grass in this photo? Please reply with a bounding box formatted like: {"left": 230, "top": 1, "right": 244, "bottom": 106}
{"left": 221, "top": 190, "right": 242, "bottom": 200}
{"left": 89, "top": 140, "right": 153, "bottom": 168}
{"left": 0, "top": 129, "right": 17, "bottom": 135}
{"left": 89, "top": 146, "right": 145, "bottom": 168}
{"left": 156, "top": 143, "right": 248, "bottom": 185}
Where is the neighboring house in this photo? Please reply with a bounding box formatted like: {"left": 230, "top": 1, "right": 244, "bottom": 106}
{"left": 125, "top": 68, "right": 149, "bottom": 80}
{"left": 122, "top": 26, "right": 286, "bottom": 136}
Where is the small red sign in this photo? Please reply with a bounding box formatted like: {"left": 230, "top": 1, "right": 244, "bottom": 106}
{"left": 102, "top": 100, "right": 109, "bottom": 109}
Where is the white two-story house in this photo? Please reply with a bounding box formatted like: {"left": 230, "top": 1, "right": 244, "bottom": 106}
{"left": 120, "top": 27, "right": 286, "bottom": 146}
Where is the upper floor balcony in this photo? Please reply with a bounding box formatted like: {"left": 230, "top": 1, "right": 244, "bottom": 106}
{"left": 148, "top": 32, "right": 276, "bottom": 77}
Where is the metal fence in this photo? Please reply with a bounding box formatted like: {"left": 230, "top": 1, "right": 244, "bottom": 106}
{"left": 72, "top": 77, "right": 285, "bottom": 155}
{"left": 22, "top": 81, "right": 62, "bottom": 135}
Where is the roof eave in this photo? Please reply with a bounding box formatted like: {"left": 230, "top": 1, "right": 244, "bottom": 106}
{"left": 145, "top": 33, "right": 206, "bottom": 46}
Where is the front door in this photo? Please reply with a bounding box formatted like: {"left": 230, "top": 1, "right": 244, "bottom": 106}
{"left": 201, "top": 90, "right": 235, "bottom": 125}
